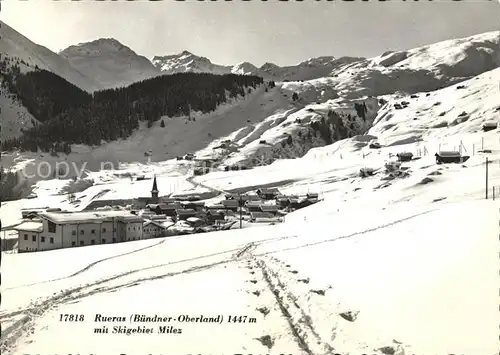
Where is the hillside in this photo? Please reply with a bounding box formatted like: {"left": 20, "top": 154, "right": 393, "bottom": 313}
{"left": 60, "top": 38, "right": 161, "bottom": 90}
{"left": 0, "top": 21, "right": 98, "bottom": 141}
{"left": 0, "top": 21, "right": 98, "bottom": 91}
{"left": 1, "top": 72, "right": 263, "bottom": 154}
{"left": 203, "top": 65, "right": 500, "bottom": 169}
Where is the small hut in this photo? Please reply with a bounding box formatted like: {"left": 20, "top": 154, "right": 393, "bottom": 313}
{"left": 435, "top": 151, "right": 462, "bottom": 164}
{"left": 396, "top": 152, "right": 414, "bottom": 162}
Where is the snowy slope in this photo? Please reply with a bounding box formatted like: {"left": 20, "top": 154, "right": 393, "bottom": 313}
{"left": 208, "top": 66, "right": 500, "bottom": 168}
{"left": 60, "top": 38, "right": 161, "bottom": 90}
{"left": 330, "top": 30, "right": 500, "bottom": 98}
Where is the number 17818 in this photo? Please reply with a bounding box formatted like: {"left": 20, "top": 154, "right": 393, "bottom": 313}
{"left": 59, "top": 314, "right": 85, "bottom": 322}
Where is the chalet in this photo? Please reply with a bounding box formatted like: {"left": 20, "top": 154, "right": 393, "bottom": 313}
{"left": 142, "top": 220, "right": 174, "bottom": 239}
{"left": 396, "top": 152, "right": 413, "bottom": 162}
{"left": 435, "top": 151, "right": 462, "bottom": 164}
{"left": 205, "top": 204, "right": 225, "bottom": 211}
{"left": 180, "top": 200, "right": 205, "bottom": 211}
{"left": 193, "top": 168, "right": 205, "bottom": 176}
{"left": 186, "top": 217, "right": 205, "bottom": 228}
{"left": 260, "top": 205, "right": 278, "bottom": 214}
{"left": 385, "top": 161, "right": 401, "bottom": 172}
{"left": 256, "top": 188, "right": 280, "bottom": 200}
{"left": 176, "top": 209, "right": 197, "bottom": 221}
{"left": 194, "top": 158, "right": 216, "bottom": 168}
{"left": 242, "top": 193, "right": 261, "bottom": 202}
{"left": 245, "top": 201, "right": 263, "bottom": 213}
{"left": 14, "top": 221, "right": 44, "bottom": 253}
{"left": 222, "top": 199, "right": 239, "bottom": 212}
{"left": 206, "top": 210, "right": 226, "bottom": 223}
{"left": 249, "top": 211, "right": 278, "bottom": 223}
{"left": 154, "top": 202, "right": 181, "bottom": 216}
{"left": 275, "top": 196, "right": 289, "bottom": 208}
{"left": 287, "top": 197, "right": 301, "bottom": 210}
{"left": 482, "top": 121, "right": 498, "bottom": 132}
{"left": 306, "top": 192, "right": 319, "bottom": 200}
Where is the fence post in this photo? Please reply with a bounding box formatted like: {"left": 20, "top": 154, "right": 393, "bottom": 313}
{"left": 493, "top": 186, "right": 496, "bottom": 201}
{"left": 485, "top": 157, "right": 489, "bottom": 200}
{"left": 482, "top": 137, "right": 484, "bottom": 151}
{"left": 461, "top": 140, "right": 467, "bottom": 155}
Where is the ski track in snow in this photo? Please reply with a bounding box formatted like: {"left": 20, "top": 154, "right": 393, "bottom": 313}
{"left": 3, "top": 238, "right": 168, "bottom": 291}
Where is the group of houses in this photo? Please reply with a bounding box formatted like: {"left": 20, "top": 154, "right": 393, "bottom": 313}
{"left": 14, "top": 177, "right": 320, "bottom": 253}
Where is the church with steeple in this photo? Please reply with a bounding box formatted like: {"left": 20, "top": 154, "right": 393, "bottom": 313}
{"left": 150, "top": 175, "right": 159, "bottom": 203}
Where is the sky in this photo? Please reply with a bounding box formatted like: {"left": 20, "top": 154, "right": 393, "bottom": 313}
{"left": 2, "top": 0, "right": 499, "bottom": 67}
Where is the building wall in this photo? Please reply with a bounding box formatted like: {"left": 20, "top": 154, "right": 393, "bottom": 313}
{"left": 118, "top": 222, "right": 127, "bottom": 242}
{"left": 143, "top": 224, "right": 163, "bottom": 239}
{"left": 100, "top": 221, "right": 119, "bottom": 244}
{"left": 38, "top": 219, "right": 64, "bottom": 251}
{"left": 124, "top": 221, "right": 143, "bottom": 240}
{"left": 25, "top": 216, "right": 145, "bottom": 252}
{"left": 42, "top": 218, "right": 123, "bottom": 249}
{"left": 18, "top": 230, "right": 41, "bottom": 252}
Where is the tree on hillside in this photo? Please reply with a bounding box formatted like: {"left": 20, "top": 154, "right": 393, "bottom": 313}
{"left": 1, "top": 70, "right": 264, "bottom": 151}
{"left": 160, "top": 119, "right": 165, "bottom": 128}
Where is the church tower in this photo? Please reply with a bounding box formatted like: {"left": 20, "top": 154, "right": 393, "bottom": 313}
{"left": 151, "top": 175, "right": 159, "bottom": 202}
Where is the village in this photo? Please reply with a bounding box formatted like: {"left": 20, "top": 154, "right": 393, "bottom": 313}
{"left": 11, "top": 146, "right": 475, "bottom": 254}
{"left": 13, "top": 175, "right": 320, "bottom": 253}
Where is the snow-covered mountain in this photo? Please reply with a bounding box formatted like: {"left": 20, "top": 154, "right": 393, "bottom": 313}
{"left": 152, "top": 50, "right": 233, "bottom": 75}
{"left": 151, "top": 30, "right": 500, "bottom": 85}
{"left": 59, "top": 38, "right": 161, "bottom": 90}
{"left": 0, "top": 21, "right": 98, "bottom": 91}
{"left": 151, "top": 50, "right": 364, "bottom": 81}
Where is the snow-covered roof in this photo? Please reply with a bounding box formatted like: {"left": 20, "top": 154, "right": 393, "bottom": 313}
{"left": 250, "top": 212, "right": 276, "bottom": 219}
{"left": 186, "top": 217, "right": 203, "bottom": 224}
{"left": 39, "top": 210, "right": 139, "bottom": 224}
{"left": 436, "top": 151, "right": 461, "bottom": 157}
{"left": 176, "top": 209, "right": 197, "bottom": 215}
{"left": 222, "top": 200, "right": 239, "bottom": 207}
{"left": 144, "top": 220, "right": 174, "bottom": 229}
{"left": 14, "top": 222, "right": 43, "bottom": 232}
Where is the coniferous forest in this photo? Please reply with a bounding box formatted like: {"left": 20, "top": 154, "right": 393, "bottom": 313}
{"left": 1, "top": 62, "right": 263, "bottom": 153}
